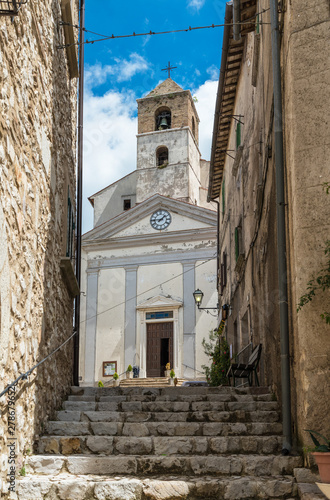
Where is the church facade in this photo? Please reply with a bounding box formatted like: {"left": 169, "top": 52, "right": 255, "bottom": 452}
{"left": 79, "top": 79, "right": 218, "bottom": 385}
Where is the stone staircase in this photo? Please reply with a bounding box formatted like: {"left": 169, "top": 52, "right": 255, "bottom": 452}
{"left": 15, "top": 385, "right": 312, "bottom": 499}
{"left": 119, "top": 377, "right": 185, "bottom": 388}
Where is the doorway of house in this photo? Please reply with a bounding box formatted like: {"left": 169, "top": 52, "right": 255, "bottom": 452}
{"left": 147, "top": 322, "right": 173, "bottom": 377}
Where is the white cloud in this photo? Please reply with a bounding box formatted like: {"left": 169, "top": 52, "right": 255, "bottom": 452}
{"left": 206, "top": 64, "right": 219, "bottom": 81}
{"left": 82, "top": 82, "right": 138, "bottom": 233}
{"left": 194, "top": 80, "right": 218, "bottom": 160}
{"left": 187, "top": 0, "right": 206, "bottom": 11}
{"left": 85, "top": 53, "right": 150, "bottom": 88}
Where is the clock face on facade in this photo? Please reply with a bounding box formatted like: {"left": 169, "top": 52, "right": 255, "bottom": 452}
{"left": 150, "top": 209, "right": 172, "bottom": 230}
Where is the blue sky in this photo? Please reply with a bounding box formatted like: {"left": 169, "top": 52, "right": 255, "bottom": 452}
{"left": 82, "top": 0, "right": 226, "bottom": 232}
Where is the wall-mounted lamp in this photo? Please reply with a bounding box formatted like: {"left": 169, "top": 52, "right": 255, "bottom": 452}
{"left": 193, "top": 289, "right": 219, "bottom": 311}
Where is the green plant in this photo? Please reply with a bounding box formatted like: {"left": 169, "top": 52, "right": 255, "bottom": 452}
{"left": 98, "top": 381, "right": 104, "bottom": 387}
{"left": 19, "top": 467, "right": 26, "bottom": 476}
{"left": 113, "top": 372, "right": 119, "bottom": 380}
{"left": 305, "top": 430, "right": 330, "bottom": 452}
{"left": 297, "top": 182, "right": 330, "bottom": 324}
{"left": 202, "top": 323, "right": 230, "bottom": 386}
{"left": 170, "top": 369, "right": 175, "bottom": 378}
{"left": 127, "top": 365, "right": 133, "bottom": 372}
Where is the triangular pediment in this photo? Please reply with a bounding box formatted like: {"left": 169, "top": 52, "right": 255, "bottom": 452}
{"left": 137, "top": 295, "right": 182, "bottom": 310}
{"left": 83, "top": 194, "right": 217, "bottom": 245}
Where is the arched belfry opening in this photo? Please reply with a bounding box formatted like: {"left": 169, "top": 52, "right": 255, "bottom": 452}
{"left": 155, "top": 107, "right": 171, "bottom": 131}
{"left": 156, "top": 146, "right": 169, "bottom": 167}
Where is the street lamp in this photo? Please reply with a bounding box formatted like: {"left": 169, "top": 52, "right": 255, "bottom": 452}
{"left": 193, "top": 289, "right": 219, "bottom": 311}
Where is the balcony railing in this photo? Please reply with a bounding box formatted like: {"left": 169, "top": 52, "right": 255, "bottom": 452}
{"left": 0, "top": 0, "right": 26, "bottom": 16}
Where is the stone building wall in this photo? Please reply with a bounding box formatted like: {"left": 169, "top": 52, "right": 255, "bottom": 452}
{"left": 212, "top": 0, "right": 330, "bottom": 450}
{"left": 282, "top": 0, "right": 330, "bottom": 444}
{"left": 0, "top": 0, "right": 78, "bottom": 493}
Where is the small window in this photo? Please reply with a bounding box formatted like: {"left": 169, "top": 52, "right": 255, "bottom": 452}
{"left": 66, "top": 188, "right": 75, "bottom": 260}
{"left": 155, "top": 107, "right": 171, "bottom": 131}
{"left": 156, "top": 146, "right": 169, "bottom": 167}
{"left": 221, "top": 178, "right": 225, "bottom": 217}
{"left": 146, "top": 311, "right": 173, "bottom": 320}
{"left": 220, "top": 252, "right": 227, "bottom": 294}
{"left": 236, "top": 120, "right": 242, "bottom": 150}
{"left": 235, "top": 226, "right": 243, "bottom": 262}
{"left": 192, "top": 117, "right": 196, "bottom": 137}
{"left": 123, "top": 199, "right": 131, "bottom": 211}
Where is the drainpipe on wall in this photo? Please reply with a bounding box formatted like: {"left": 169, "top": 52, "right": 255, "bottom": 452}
{"left": 73, "top": 0, "right": 85, "bottom": 387}
{"left": 269, "top": 0, "right": 292, "bottom": 454}
{"left": 232, "top": 0, "right": 241, "bottom": 41}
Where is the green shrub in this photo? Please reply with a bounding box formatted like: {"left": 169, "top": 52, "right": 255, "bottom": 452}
{"left": 113, "top": 372, "right": 119, "bottom": 380}
{"left": 202, "top": 325, "right": 230, "bottom": 386}
{"left": 127, "top": 365, "right": 133, "bottom": 372}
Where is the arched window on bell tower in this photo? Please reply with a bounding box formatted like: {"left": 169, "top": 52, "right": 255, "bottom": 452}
{"left": 156, "top": 146, "right": 169, "bottom": 167}
{"left": 155, "top": 107, "right": 171, "bottom": 131}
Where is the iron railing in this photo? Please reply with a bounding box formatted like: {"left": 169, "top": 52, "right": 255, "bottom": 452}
{"left": 0, "top": 330, "right": 77, "bottom": 399}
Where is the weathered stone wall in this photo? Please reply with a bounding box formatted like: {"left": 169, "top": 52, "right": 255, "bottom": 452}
{"left": 137, "top": 90, "right": 199, "bottom": 143}
{"left": 0, "top": 0, "right": 78, "bottom": 493}
{"left": 215, "top": 0, "right": 330, "bottom": 451}
{"left": 283, "top": 0, "right": 330, "bottom": 445}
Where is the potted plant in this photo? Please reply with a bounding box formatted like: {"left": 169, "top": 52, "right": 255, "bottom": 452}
{"left": 126, "top": 365, "right": 133, "bottom": 379}
{"left": 113, "top": 372, "right": 119, "bottom": 387}
{"left": 165, "top": 363, "right": 171, "bottom": 378}
{"left": 305, "top": 430, "right": 330, "bottom": 483}
{"left": 169, "top": 369, "right": 175, "bottom": 385}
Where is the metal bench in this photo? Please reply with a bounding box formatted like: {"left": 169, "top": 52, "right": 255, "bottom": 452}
{"left": 227, "top": 344, "right": 262, "bottom": 387}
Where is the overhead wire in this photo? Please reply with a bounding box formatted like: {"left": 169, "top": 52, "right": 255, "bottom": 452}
{"left": 57, "top": 8, "right": 270, "bottom": 49}
{"left": 80, "top": 253, "right": 218, "bottom": 325}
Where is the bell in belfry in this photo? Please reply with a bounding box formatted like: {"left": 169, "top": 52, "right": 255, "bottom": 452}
{"left": 159, "top": 117, "right": 169, "bottom": 129}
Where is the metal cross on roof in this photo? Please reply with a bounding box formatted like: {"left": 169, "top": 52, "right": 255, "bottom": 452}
{"left": 161, "top": 61, "right": 177, "bottom": 79}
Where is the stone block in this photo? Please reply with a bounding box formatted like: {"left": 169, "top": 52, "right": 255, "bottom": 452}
{"left": 46, "top": 422, "right": 90, "bottom": 436}
{"left": 16, "top": 480, "right": 53, "bottom": 500}
{"left": 60, "top": 437, "right": 83, "bottom": 455}
{"left": 86, "top": 436, "right": 114, "bottom": 454}
{"left": 40, "top": 437, "right": 60, "bottom": 454}
{"left": 63, "top": 401, "right": 96, "bottom": 411}
{"left": 97, "top": 402, "right": 119, "bottom": 411}
{"left": 84, "top": 411, "right": 121, "bottom": 422}
{"left": 27, "top": 456, "right": 65, "bottom": 475}
{"left": 119, "top": 401, "right": 141, "bottom": 411}
{"left": 56, "top": 411, "right": 81, "bottom": 422}
{"left": 66, "top": 456, "right": 137, "bottom": 475}
{"left": 137, "top": 456, "right": 188, "bottom": 475}
{"left": 257, "top": 478, "right": 294, "bottom": 498}
{"left": 68, "top": 395, "right": 96, "bottom": 402}
{"left": 142, "top": 479, "right": 190, "bottom": 499}
{"left": 99, "top": 396, "right": 127, "bottom": 402}
{"left": 94, "top": 479, "right": 143, "bottom": 500}
{"left": 193, "top": 402, "right": 226, "bottom": 412}
{"left": 224, "top": 477, "right": 258, "bottom": 499}
{"left": 115, "top": 437, "right": 153, "bottom": 455}
{"left": 122, "top": 423, "right": 150, "bottom": 437}
{"left": 91, "top": 422, "right": 120, "bottom": 436}
{"left": 294, "top": 467, "right": 319, "bottom": 483}
{"left": 153, "top": 437, "right": 193, "bottom": 455}
{"left": 57, "top": 480, "right": 92, "bottom": 500}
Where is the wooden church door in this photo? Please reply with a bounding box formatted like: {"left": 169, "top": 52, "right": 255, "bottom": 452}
{"left": 146, "top": 322, "right": 173, "bottom": 377}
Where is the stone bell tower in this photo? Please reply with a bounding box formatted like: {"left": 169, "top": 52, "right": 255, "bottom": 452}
{"left": 135, "top": 78, "right": 202, "bottom": 205}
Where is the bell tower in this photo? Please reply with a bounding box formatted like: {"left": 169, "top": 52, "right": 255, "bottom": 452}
{"left": 136, "top": 78, "right": 201, "bottom": 204}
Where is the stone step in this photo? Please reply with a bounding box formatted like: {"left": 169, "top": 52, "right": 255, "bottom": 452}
{"left": 71, "top": 385, "right": 271, "bottom": 396}
{"left": 51, "top": 410, "right": 280, "bottom": 431}
{"left": 47, "top": 419, "right": 282, "bottom": 437}
{"left": 39, "top": 434, "right": 283, "bottom": 456}
{"left": 26, "top": 453, "right": 303, "bottom": 477}
{"left": 67, "top": 392, "right": 275, "bottom": 402}
{"left": 62, "top": 399, "right": 279, "bottom": 412}
{"left": 14, "top": 473, "right": 299, "bottom": 500}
